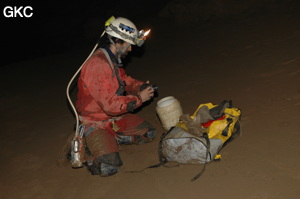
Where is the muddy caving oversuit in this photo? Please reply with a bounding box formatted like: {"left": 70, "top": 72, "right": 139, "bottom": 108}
{"left": 76, "top": 47, "right": 155, "bottom": 176}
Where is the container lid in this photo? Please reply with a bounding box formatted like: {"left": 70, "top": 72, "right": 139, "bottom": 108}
{"left": 157, "top": 96, "right": 175, "bottom": 108}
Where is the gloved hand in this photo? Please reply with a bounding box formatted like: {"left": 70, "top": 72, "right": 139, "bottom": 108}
{"left": 138, "top": 80, "right": 154, "bottom": 102}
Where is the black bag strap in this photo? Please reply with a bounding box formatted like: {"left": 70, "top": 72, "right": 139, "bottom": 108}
{"left": 126, "top": 127, "right": 211, "bottom": 182}
{"left": 158, "top": 128, "right": 211, "bottom": 181}
{"left": 190, "top": 132, "right": 210, "bottom": 181}
{"left": 125, "top": 127, "right": 176, "bottom": 173}
{"left": 209, "top": 100, "right": 232, "bottom": 119}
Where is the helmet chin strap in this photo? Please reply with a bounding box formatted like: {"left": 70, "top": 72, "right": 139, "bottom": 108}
{"left": 108, "top": 36, "right": 131, "bottom": 63}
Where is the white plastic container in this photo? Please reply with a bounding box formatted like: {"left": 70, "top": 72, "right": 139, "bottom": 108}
{"left": 156, "top": 96, "right": 183, "bottom": 131}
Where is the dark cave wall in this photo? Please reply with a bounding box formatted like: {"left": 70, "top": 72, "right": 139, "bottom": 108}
{"left": 159, "top": 0, "right": 296, "bottom": 24}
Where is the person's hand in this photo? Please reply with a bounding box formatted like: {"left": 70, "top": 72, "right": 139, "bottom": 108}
{"left": 139, "top": 85, "right": 154, "bottom": 102}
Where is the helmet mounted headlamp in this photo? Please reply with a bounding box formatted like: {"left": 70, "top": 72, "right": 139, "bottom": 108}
{"left": 136, "top": 29, "right": 151, "bottom": 47}
{"left": 104, "top": 16, "right": 150, "bottom": 47}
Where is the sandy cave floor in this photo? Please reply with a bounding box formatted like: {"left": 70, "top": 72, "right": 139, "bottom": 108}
{"left": 1, "top": 5, "right": 300, "bottom": 199}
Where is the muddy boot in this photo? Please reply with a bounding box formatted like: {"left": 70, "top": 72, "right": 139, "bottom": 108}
{"left": 100, "top": 163, "right": 120, "bottom": 176}
{"left": 134, "top": 129, "right": 156, "bottom": 144}
{"left": 116, "top": 133, "right": 133, "bottom": 144}
{"left": 85, "top": 152, "right": 123, "bottom": 176}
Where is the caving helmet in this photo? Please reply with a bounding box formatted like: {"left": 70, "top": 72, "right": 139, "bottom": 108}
{"left": 104, "top": 16, "right": 149, "bottom": 47}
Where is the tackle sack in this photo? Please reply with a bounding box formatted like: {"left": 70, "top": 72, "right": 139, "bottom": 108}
{"left": 158, "top": 100, "right": 241, "bottom": 180}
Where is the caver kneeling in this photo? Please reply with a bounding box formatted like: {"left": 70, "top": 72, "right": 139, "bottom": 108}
{"left": 72, "top": 16, "right": 155, "bottom": 176}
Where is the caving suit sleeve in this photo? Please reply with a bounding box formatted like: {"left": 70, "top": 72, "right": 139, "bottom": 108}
{"left": 119, "top": 67, "right": 145, "bottom": 95}
{"left": 81, "top": 52, "right": 143, "bottom": 116}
